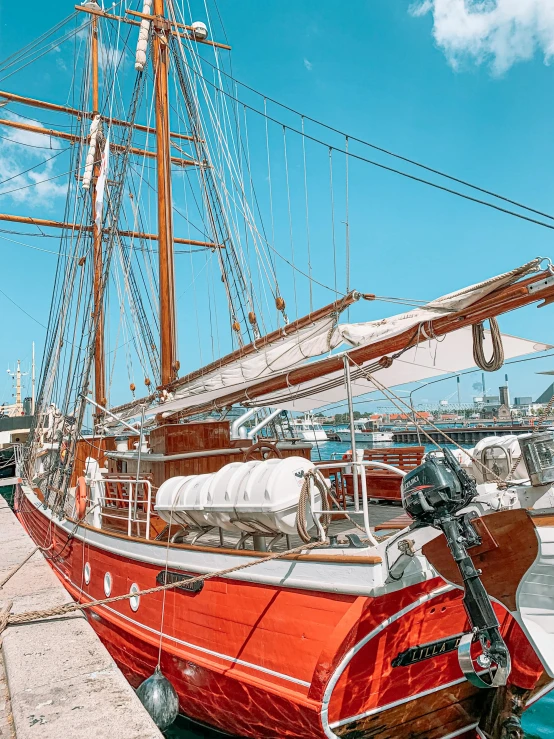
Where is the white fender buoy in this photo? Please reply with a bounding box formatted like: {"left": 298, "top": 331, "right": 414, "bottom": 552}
{"left": 136, "top": 666, "right": 179, "bottom": 730}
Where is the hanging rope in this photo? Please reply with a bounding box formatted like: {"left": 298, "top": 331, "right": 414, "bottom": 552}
{"left": 301, "top": 116, "right": 313, "bottom": 312}
{"left": 329, "top": 147, "right": 338, "bottom": 297}
{"left": 345, "top": 136, "right": 351, "bottom": 311}
{"left": 472, "top": 318, "right": 504, "bottom": 372}
{"left": 296, "top": 469, "right": 331, "bottom": 543}
{"left": 282, "top": 126, "right": 298, "bottom": 315}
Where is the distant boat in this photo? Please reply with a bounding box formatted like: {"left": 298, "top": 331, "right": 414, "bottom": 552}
{"left": 290, "top": 414, "right": 328, "bottom": 442}
{"left": 335, "top": 420, "right": 393, "bottom": 443}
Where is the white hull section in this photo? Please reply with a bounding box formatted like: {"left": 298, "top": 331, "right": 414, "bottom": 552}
{"left": 336, "top": 430, "right": 393, "bottom": 443}
{"left": 516, "top": 520, "right": 554, "bottom": 678}
{"left": 298, "top": 429, "right": 328, "bottom": 442}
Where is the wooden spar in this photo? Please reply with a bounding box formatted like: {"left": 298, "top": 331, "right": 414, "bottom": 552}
{"left": 90, "top": 13, "right": 106, "bottom": 411}
{"left": 153, "top": 0, "right": 177, "bottom": 386}
{"left": 166, "top": 291, "right": 364, "bottom": 391}
{"left": 0, "top": 118, "right": 197, "bottom": 167}
{"left": 108, "top": 292, "right": 363, "bottom": 415}
{"left": 164, "top": 269, "right": 554, "bottom": 420}
{"left": 0, "top": 212, "right": 221, "bottom": 248}
{"left": 74, "top": 5, "right": 231, "bottom": 50}
{"left": 0, "top": 90, "right": 198, "bottom": 142}
{"left": 124, "top": 9, "right": 232, "bottom": 50}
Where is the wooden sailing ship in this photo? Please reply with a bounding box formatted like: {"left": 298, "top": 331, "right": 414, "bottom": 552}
{"left": 4, "top": 2, "right": 554, "bottom": 737}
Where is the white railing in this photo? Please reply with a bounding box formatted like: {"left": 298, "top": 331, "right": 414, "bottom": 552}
{"left": 312, "top": 456, "right": 407, "bottom": 545}
{"left": 94, "top": 478, "right": 153, "bottom": 539}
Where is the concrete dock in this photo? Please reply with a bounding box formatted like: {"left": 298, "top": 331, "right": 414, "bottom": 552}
{"left": 0, "top": 495, "right": 163, "bottom": 739}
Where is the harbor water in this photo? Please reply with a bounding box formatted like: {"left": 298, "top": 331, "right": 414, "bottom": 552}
{"left": 167, "top": 438, "right": 552, "bottom": 738}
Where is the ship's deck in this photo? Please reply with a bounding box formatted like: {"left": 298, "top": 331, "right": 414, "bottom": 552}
{"left": 167, "top": 501, "right": 407, "bottom": 552}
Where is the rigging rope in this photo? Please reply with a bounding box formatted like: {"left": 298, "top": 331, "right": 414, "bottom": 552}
{"left": 301, "top": 116, "right": 313, "bottom": 313}
{"left": 177, "top": 59, "right": 554, "bottom": 235}
{"left": 282, "top": 126, "right": 298, "bottom": 315}
{"left": 329, "top": 147, "right": 338, "bottom": 297}
{"left": 347, "top": 356, "right": 508, "bottom": 486}
{"left": 188, "top": 52, "right": 554, "bottom": 228}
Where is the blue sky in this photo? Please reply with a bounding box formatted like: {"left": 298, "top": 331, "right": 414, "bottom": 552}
{"left": 1, "top": 0, "right": 554, "bottom": 410}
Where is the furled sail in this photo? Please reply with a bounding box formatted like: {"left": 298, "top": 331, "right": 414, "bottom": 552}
{"left": 108, "top": 259, "right": 551, "bottom": 423}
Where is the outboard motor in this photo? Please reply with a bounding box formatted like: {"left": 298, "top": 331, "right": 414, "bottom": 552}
{"left": 401, "top": 448, "right": 511, "bottom": 688}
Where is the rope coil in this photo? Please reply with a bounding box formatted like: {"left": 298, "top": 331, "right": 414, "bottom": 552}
{"left": 472, "top": 318, "right": 504, "bottom": 372}
{"left": 296, "top": 469, "right": 331, "bottom": 543}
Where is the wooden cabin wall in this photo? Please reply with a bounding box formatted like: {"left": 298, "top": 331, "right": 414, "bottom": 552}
{"left": 149, "top": 421, "right": 231, "bottom": 454}
{"left": 107, "top": 420, "right": 312, "bottom": 488}
{"left": 71, "top": 436, "right": 115, "bottom": 487}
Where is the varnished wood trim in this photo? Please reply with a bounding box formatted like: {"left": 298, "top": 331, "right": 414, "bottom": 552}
{"left": 69, "top": 518, "right": 381, "bottom": 563}
{"left": 529, "top": 511, "right": 554, "bottom": 526}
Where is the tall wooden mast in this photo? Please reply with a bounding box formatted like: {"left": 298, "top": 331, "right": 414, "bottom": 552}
{"left": 152, "top": 0, "right": 177, "bottom": 386}
{"left": 91, "top": 11, "right": 106, "bottom": 409}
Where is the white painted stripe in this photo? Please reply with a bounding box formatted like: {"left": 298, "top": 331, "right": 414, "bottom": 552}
{"left": 47, "top": 556, "right": 312, "bottom": 689}
{"left": 443, "top": 724, "right": 479, "bottom": 739}
{"left": 328, "top": 675, "right": 466, "bottom": 729}
{"left": 101, "top": 602, "right": 313, "bottom": 688}
{"left": 321, "top": 584, "right": 454, "bottom": 739}
{"left": 525, "top": 678, "right": 554, "bottom": 707}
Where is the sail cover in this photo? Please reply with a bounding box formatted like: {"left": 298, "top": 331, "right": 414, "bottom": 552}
{"left": 117, "top": 259, "right": 549, "bottom": 421}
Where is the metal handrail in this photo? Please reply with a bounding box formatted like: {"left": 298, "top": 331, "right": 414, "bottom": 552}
{"left": 311, "top": 460, "right": 406, "bottom": 545}
{"left": 97, "top": 477, "right": 152, "bottom": 539}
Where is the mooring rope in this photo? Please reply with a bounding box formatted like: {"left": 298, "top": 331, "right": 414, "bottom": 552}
{"left": 1, "top": 539, "right": 324, "bottom": 634}
{"left": 0, "top": 544, "right": 53, "bottom": 590}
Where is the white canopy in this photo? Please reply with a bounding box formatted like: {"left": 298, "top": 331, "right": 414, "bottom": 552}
{"left": 251, "top": 328, "right": 550, "bottom": 411}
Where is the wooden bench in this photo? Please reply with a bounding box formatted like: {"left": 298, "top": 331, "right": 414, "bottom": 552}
{"left": 343, "top": 447, "right": 425, "bottom": 503}
{"left": 375, "top": 513, "right": 413, "bottom": 530}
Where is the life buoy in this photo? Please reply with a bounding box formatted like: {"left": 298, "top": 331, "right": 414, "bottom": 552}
{"left": 342, "top": 449, "right": 352, "bottom": 461}
{"left": 76, "top": 477, "right": 87, "bottom": 520}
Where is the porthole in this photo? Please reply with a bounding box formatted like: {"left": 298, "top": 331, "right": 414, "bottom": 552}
{"left": 84, "top": 562, "right": 91, "bottom": 585}
{"left": 104, "top": 572, "right": 112, "bottom": 597}
{"left": 129, "top": 583, "right": 140, "bottom": 612}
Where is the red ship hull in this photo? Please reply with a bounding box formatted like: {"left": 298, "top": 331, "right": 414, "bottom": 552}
{"left": 16, "top": 488, "right": 547, "bottom": 739}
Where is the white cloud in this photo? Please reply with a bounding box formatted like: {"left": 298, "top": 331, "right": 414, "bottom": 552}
{"left": 0, "top": 112, "right": 67, "bottom": 207}
{"left": 304, "top": 58, "right": 313, "bottom": 71}
{"left": 410, "top": 0, "right": 554, "bottom": 73}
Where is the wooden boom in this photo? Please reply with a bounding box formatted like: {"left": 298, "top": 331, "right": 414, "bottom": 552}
{"left": 0, "top": 118, "right": 197, "bottom": 168}
{"left": 164, "top": 269, "right": 554, "bottom": 421}
{"left": 74, "top": 5, "right": 232, "bottom": 50}
{"left": 167, "top": 291, "right": 365, "bottom": 390}
{"left": 0, "top": 90, "right": 199, "bottom": 142}
{"left": 0, "top": 213, "right": 221, "bottom": 248}
{"left": 108, "top": 291, "right": 366, "bottom": 416}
